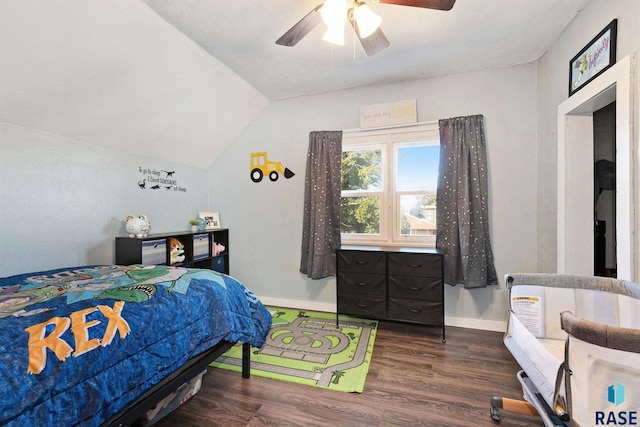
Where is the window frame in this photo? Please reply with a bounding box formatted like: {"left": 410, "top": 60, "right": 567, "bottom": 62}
{"left": 341, "top": 122, "right": 440, "bottom": 247}
{"left": 340, "top": 142, "right": 387, "bottom": 243}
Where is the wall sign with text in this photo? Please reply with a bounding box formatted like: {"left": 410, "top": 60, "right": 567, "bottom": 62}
{"left": 137, "top": 167, "right": 187, "bottom": 193}
{"left": 360, "top": 99, "right": 417, "bottom": 129}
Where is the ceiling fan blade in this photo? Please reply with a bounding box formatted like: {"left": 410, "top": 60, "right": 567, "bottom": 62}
{"left": 350, "top": 18, "right": 390, "bottom": 56}
{"left": 375, "top": 0, "right": 455, "bottom": 11}
{"left": 275, "top": 4, "right": 324, "bottom": 47}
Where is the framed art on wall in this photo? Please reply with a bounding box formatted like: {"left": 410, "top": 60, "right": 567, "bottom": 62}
{"left": 198, "top": 211, "right": 221, "bottom": 230}
{"left": 569, "top": 19, "right": 617, "bottom": 96}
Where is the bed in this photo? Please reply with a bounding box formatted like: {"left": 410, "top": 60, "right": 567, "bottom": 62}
{"left": 0, "top": 264, "right": 272, "bottom": 426}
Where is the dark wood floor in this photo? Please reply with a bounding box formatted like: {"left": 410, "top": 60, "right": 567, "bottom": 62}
{"left": 153, "top": 322, "right": 540, "bottom": 426}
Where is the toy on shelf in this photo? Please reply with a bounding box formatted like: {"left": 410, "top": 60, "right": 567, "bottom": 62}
{"left": 212, "top": 242, "right": 226, "bottom": 256}
{"left": 169, "top": 237, "right": 185, "bottom": 265}
{"left": 125, "top": 215, "right": 151, "bottom": 238}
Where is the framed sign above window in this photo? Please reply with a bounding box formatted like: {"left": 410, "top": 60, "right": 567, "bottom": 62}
{"left": 569, "top": 19, "right": 617, "bottom": 96}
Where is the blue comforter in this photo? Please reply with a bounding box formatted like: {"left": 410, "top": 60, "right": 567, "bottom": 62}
{"left": 0, "top": 265, "right": 272, "bottom": 426}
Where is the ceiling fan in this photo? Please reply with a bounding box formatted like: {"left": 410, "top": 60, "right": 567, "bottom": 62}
{"left": 275, "top": 0, "right": 456, "bottom": 56}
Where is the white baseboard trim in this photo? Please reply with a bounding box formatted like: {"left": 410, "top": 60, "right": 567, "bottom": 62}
{"left": 258, "top": 296, "right": 507, "bottom": 333}
{"left": 445, "top": 316, "right": 507, "bottom": 333}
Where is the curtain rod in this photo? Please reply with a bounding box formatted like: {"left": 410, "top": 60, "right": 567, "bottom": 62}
{"left": 342, "top": 119, "right": 439, "bottom": 134}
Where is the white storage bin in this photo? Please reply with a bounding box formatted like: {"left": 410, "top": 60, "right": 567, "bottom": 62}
{"left": 141, "top": 239, "right": 166, "bottom": 265}
{"left": 193, "top": 234, "right": 210, "bottom": 260}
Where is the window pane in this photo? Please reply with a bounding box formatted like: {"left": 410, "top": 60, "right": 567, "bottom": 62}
{"left": 341, "top": 196, "right": 381, "bottom": 234}
{"left": 400, "top": 194, "right": 436, "bottom": 236}
{"left": 396, "top": 145, "right": 439, "bottom": 191}
{"left": 342, "top": 148, "right": 382, "bottom": 191}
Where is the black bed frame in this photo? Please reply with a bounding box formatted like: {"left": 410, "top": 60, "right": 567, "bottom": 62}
{"left": 102, "top": 342, "right": 250, "bottom": 427}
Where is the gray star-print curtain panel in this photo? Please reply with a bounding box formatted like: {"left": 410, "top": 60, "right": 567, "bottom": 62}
{"left": 436, "top": 115, "right": 498, "bottom": 289}
{"left": 300, "top": 131, "right": 342, "bottom": 279}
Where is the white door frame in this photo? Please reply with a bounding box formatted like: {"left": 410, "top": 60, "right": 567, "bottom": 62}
{"left": 557, "top": 54, "right": 636, "bottom": 280}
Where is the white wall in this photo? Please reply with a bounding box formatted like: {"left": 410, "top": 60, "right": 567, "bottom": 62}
{"left": 8, "top": 1, "right": 633, "bottom": 329}
{"left": 0, "top": 123, "right": 209, "bottom": 277}
{"left": 209, "top": 65, "right": 538, "bottom": 327}
{"left": 536, "top": 0, "right": 640, "bottom": 272}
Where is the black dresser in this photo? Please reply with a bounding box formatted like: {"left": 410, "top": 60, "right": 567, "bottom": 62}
{"left": 336, "top": 245, "right": 445, "bottom": 342}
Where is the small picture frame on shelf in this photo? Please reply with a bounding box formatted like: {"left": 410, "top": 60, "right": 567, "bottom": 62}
{"left": 198, "top": 211, "right": 221, "bottom": 230}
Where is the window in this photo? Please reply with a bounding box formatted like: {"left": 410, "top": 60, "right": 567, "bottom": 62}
{"left": 341, "top": 122, "right": 440, "bottom": 246}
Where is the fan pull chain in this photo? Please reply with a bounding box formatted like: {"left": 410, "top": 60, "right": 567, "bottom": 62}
{"left": 352, "top": 22, "right": 356, "bottom": 61}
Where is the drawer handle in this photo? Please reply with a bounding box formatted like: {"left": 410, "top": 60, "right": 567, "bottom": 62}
{"left": 356, "top": 303, "right": 368, "bottom": 308}
{"left": 356, "top": 282, "right": 369, "bottom": 287}
{"left": 408, "top": 308, "right": 423, "bottom": 313}
{"left": 408, "top": 287, "right": 423, "bottom": 291}
{"left": 355, "top": 261, "right": 369, "bottom": 265}
{"left": 407, "top": 264, "right": 422, "bottom": 268}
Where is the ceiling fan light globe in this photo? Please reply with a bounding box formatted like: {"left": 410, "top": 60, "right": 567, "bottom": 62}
{"left": 353, "top": 3, "right": 382, "bottom": 38}
{"left": 322, "top": 24, "right": 345, "bottom": 45}
{"left": 320, "top": 0, "right": 347, "bottom": 27}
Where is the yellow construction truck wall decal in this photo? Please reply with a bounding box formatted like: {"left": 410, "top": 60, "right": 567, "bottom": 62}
{"left": 250, "top": 152, "right": 295, "bottom": 183}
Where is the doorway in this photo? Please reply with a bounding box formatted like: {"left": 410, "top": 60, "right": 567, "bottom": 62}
{"left": 593, "top": 102, "right": 616, "bottom": 277}
{"left": 557, "top": 54, "right": 635, "bottom": 280}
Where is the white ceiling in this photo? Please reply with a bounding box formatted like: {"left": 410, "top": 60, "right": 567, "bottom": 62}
{"left": 144, "top": 0, "right": 594, "bottom": 100}
{"left": 0, "top": 0, "right": 593, "bottom": 168}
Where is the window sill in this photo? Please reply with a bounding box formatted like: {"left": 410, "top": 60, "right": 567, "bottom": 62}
{"left": 340, "top": 241, "right": 436, "bottom": 249}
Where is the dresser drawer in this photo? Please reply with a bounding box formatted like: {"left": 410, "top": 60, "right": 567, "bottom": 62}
{"left": 338, "top": 272, "right": 386, "bottom": 296}
{"left": 338, "top": 293, "right": 386, "bottom": 319}
{"left": 388, "top": 298, "right": 443, "bottom": 324}
{"left": 338, "top": 250, "right": 386, "bottom": 274}
{"left": 388, "top": 276, "right": 442, "bottom": 301}
{"left": 388, "top": 253, "right": 442, "bottom": 277}
{"left": 141, "top": 239, "right": 166, "bottom": 265}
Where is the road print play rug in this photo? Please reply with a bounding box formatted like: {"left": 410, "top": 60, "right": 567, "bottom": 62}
{"left": 210, "top": 307, "right": 378, "bottom": 393}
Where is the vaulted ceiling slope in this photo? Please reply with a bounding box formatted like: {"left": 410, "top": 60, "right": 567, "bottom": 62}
{"left": 1, "top": 1, "right": 592, "bottom": 169}
{"left": 0, "top": 1, "right": 269, "bottom": 169}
